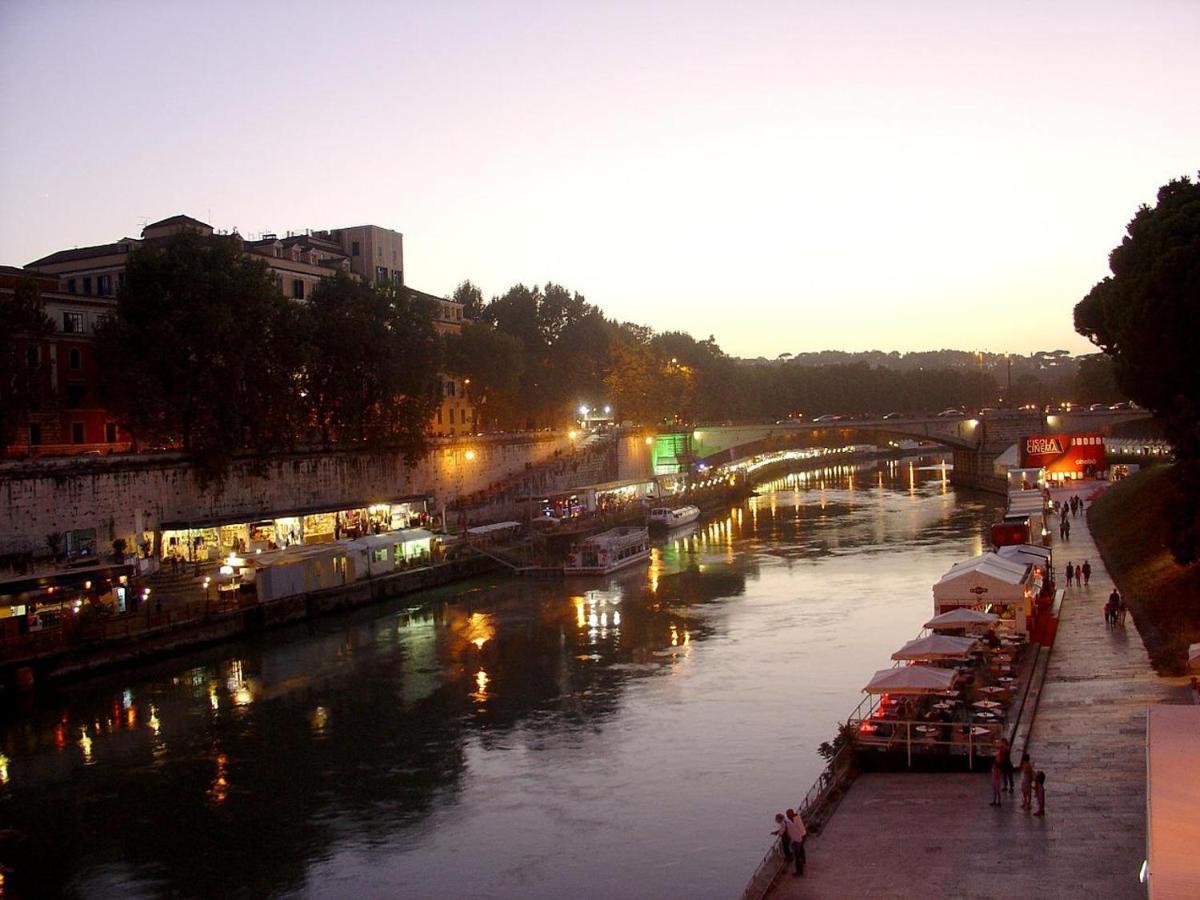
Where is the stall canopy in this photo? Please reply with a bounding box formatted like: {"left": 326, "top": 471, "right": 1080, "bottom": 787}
{"left": 933, "top": 555, "right": 1030, "bottom": 609}
{"left": 996, "top": 544, "right": 1052, "bottom": 570}
{"left": 862, "top": 665, "right": 957, "bottom": 695}
{"left": 1188, "top": 642, "right": 1200, "bottom": 673}
{"left": 924, "top": 608, "right": 999, "bottom": 630}
{"left": 892, "top": 634, "right": 979, "bottom": 661}
{"left": 466, "top": 521, "right": 522, "bottom": 536}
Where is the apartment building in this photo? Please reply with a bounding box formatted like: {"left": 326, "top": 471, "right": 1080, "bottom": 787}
{"left": 9, "top": 214, "right": 475, "bottom": 454}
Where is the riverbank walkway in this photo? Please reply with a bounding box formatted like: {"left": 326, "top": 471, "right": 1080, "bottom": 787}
{"left": 769, "top": 485, "right": 1190, "bottom": 900}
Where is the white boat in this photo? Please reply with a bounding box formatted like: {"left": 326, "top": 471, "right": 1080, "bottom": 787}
{"left": 646, "top": 505, "right": 701, "bottom": 531}
{"left": 564, "top": 527, "right": 651, "bottom": 575}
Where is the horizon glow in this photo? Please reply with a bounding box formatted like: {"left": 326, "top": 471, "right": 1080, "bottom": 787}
{"left": 1, "top": 1, "right": 1197, "bottom": 357}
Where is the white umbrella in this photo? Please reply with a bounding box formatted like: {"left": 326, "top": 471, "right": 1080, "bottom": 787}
{"left": 863, "top": 665, "right": 957, "bottom": 695}
{"left": 924, "top": 608, "right": 999, "bottom": 629}
{"left": 892, "top": 634, "right": 979, "bottom": 661}
{"left": 1188, "top": 642, "right": 1200, "bottom": 673}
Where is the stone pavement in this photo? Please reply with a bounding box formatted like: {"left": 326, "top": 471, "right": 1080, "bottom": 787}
{"left": 769, "top": 484, "right": 1189, "bottom": 900}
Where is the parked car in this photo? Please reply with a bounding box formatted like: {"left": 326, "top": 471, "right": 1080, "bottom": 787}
{"left": 1110, "top": 401, "right": 1136, "bottom": 410}
{"left": 937, "top": 408, "right": 965, "bottom": 418}
{"left": 813, "top": 414, "right": 842, "bottom": 423}
{"left": 881, "top": 412, "right": 905, "bottom": 420}
{"left": 1089, "top": 403, "right": 1108, "bottom": 411}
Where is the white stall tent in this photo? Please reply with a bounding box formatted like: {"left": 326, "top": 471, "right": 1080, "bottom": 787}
{"left": 345, "top": 529, "right": 435, "bottom": 578}
{"left": 892, "top": 634, "right": 979, "bottom": 661}
{"left": 932, "top": 554, "right": 1035, "bottom": 634}
{"left": 996, "top": 543, "right": 1052, "bottom": 573}
{"left": 253, "top": 543, "right": 349, "bottom": 603}
{"left": 863, "top": 665, "right": 957, "bottom": 695}
{"left": 924, "top": 608, "right": 1000, "bottom": 630}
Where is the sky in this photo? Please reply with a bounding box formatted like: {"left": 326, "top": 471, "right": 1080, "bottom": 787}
{"left": 1, "top": 0, "right": 1197, "bottom": 358}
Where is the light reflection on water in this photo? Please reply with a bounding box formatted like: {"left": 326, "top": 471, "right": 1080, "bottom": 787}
{"left": 0, "top": 457, "right": 999, "bottom": 899}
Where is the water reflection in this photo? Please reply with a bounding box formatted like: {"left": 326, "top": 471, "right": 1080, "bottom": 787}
{"left": 0, "top": 455, "right": 997, "bottom": 899}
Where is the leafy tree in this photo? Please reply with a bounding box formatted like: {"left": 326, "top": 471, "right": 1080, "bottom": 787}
{"left": 451, "top": 280, "right": 485, "bottom": 319}
{"left": 1074, "top": 175, "right": 1200, "bottom": 563}
{"left": 444, "top": 322, "right": 525, "bottom": 428}
{"left": 94, "top": 230, "right": 300, "bottom": 476}
{"left": 0, "top": 277, "right": 54, "bottom": 447}
{"left": 299, "top": 273, "right": 442, "bottom": 459}
{"left": 1074, "top": 354, "right": 1122, "bottom": 405}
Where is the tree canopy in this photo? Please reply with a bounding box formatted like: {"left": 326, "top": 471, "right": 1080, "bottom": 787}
{"left": 0, "top": 278, "right": 55, "bottom": 447}
{"left": 1075, "top": 174, "right": 1200, "bottom": 563}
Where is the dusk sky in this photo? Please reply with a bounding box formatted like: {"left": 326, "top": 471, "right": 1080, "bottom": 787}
{"left": 1, "top": 1, "right": 1196, "bottom": 358}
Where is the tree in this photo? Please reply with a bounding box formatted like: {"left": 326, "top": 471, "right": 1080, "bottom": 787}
{"left": 451, "top": 280, "right": 485, "bottom": 320}
{"left": 0, "top": 277, "right": 54, "bottom": 448}
{"left": 444, "top": 322, "right": 525, "bottom": 429}
{"left": 298, "top": 274, "right": 442, "bottom": 460}
{"left": 94, "top": 230, "right": 301, "bottom": 477}
{"left": 1074, "top": 174, "right": 1200, "bottom": 563}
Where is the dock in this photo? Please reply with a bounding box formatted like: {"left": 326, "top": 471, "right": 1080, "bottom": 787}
{"left": 764, "top": 487, "right": 1189, "bottom": 899}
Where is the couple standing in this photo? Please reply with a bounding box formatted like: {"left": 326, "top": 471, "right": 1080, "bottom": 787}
{"left": 772, "top": 809, "right": 808, "bottom": 876}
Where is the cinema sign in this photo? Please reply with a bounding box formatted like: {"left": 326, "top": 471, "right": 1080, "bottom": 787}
{"left": 1020, "top": 433, "right": 1106, "bottom": 476}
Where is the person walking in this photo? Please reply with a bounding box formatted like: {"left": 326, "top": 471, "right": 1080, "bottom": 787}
{"left": 997, "top": 737, "right": 1015, "bottom": 793}
{"left": 1019, "top": 753, "right": 1035, "bottom": 811}
{"left": 1065, "top": 562, "right": 1074, "bottom": 587}
{"left": 784, "top": 809, "right": 807, "bottom": 876}
{"left": 1063, "top": 518, "right": 1071, "bottom": 540}
{"left": 990, "top": 758, "right": 1003, "bottom": 806}
{"left": 1033, "top": 771, "right": 1047, "bottom": 816}
{"left": 1081, "top": 559, "right": 1092, "bottom": 586}
{"left": 772, "top": 813, "right": 792, "bottom": 863}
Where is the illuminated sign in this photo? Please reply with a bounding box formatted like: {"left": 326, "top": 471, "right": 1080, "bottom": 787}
{"left": 1020, "top": 434, "right": 1106, "bottom": 474}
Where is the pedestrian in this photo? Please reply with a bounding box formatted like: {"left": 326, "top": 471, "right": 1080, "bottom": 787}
{"left": 784, "top": 808, "right": 807, "bottom": 876}
{"left": 1065, "top": 562, "right": 1074, "bottom": 587}
{"left": 1118, "top": 595, "right": 1128, "bottom": 627}
{"left": 1081, "top": 560, "right": 1091, "bottom": 586}
{"left": 990, "top": 757, "right": 1003, "bottom": 806}
{"left": 997, "top": 737, "right": 1015, "bottom": 793}
{"left": 1063, "top": 518, "right": 1071, "bottom": 540}
{"left": 772, "top": 813, "right": 792, "bottom": 862}
{"left": 1019, "top": 753, "right": 1035, "bottom": 811}
{"left": 1034, "top": 771, "right": 1047, "bottom": 816}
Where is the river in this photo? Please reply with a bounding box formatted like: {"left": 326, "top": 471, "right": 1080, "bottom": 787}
{"left": 0, "top": 456, "right": 999, "bottom": 899}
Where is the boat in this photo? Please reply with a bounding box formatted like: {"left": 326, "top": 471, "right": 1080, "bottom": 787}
{"left": 564, "top": 527, "right": 651, "bottom": 575}
{"left": 646, "top": 505, "right": 701, "bottom": 531}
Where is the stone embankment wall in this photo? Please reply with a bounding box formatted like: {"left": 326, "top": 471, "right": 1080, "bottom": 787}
{"left": 0, "top": 433, "right": 570, "bottom": 555}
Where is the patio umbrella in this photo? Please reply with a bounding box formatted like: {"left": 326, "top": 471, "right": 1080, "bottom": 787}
{"left": 863, "top": 665, "right": 957, "bottom": 695}
{"left": 892, "top": 634, "right": 979, "bottom": 661}
{"left": 1188, "top": 642, "right": 1200, "bottom": 672}
{"left": 924, "top": 608, "right": 999, "bottom": 630}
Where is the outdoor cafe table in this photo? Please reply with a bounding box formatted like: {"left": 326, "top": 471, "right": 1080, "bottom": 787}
{"left": 973, "top": 700, "right": 1003, "bottom": 710}
{"left": 974, "top": 711, "right": 999, "bottom": 721}
{"left": 914, "top": 725, "right": 939, "bottom": 739}
{"left": 979, "top": 686, "right": 1007, "bottom": 695}
{"left": 970, "top": 726, "right": 992, "bottom": 737}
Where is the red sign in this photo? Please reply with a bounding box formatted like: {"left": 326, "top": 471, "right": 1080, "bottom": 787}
{"left": 1020, "top": 434, "right": 1106, "bottom": 475}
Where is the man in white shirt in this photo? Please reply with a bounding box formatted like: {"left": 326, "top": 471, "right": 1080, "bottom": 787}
{"left": 784, "top": 809, "right": 807, "bottom": 876}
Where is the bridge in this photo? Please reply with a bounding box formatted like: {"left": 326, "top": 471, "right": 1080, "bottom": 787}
{"left": 649, "top": 409, "right": 1154, "bottom": 490}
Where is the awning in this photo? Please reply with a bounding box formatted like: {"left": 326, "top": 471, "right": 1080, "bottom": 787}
{"left": 892, "top": 634, "right": 979, "bottom": 661}
{"left": 863, "top": 665, "right": 957, "bottom": 695}
{"left": 924, "top": 608, "right": 1000, "bottom": 629}
{"left": 1188, "top": 642, "right": 1200, "bottom": 673}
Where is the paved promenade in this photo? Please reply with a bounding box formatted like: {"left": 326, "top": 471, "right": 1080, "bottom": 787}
{"left": 771, "top": 485, "right": 1189, "bottom": 900}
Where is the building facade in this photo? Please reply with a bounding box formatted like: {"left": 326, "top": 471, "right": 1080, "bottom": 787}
{"left": 8, "top": 213, "right": 474, "bottom": 454}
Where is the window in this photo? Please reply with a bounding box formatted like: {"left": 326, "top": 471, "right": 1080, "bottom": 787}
{"left": 67, "top": 278, "right": 77, "bottom": 294}
{"left": 68, "top": 347, "right": 82, "bottom": 370}
{"left": 97, "top": 274, "right": 111, "bottom": 295}
{"left": 375, "top": 266, "right": 388, "bottom": 285}
{"left": 82, "top": 276, "right": 93, "bottom": 295}
{"left": 71, "top": 422, "right": 85, "bottom": 444}
{"left": 65, "top": 382, "right": 87, "bottom": 409}
{"left": 445, "top": 381, "right": 456, "bottom": 398}
{"left": 105, "top": 422, "right": 118, "bottom": 443}
{"left": 63, "top": 312, "right": 84, "bottom": 334}
{"left": 118, "top": 272, "right": 126, "bottom": 289}
{"left": 351, "top": 241, "right": 360, "bottom": 257}
{"left": 436, "top": 409, "right": 443, "bottom": 425}
{"left": 392, "top": 271, "right": 402, "bottom": 286}
{"left": 449, "top": 408, "right": 456, "bottom": 425}
{"left": 292, "top": 279, "right": 305, "bottom": 300}
{"left": 28, "top": 424, "right": 42, "bottom": 446}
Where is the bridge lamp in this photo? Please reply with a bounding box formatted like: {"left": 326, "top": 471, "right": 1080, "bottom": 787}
{"left": 568, "top": 430, "right": 579, "bottom": 441}
{"left": 579, "top": 405, "right": 589, "bottom": 417}
{"left": 603, "top": 405, "right": 611, "bottom": 415}
{"left": 645, "top": 436, "right": 653, "bottom": 446}
{"left": 464, "top": 449, "right": 476, "bottom": 461}
{"left": 967, "top": 419, "right": 979, "bottom": 428}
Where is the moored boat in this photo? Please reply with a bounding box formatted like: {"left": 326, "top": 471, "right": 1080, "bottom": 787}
{"left": 646, "top": 505, "right": 701, "bottom": 531}
{"left": 564, "top": 527, "right": 650, "bottom": 575}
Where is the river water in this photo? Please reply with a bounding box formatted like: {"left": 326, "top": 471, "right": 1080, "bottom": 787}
{"left": 0, "top": 457, "right": 999, "bottom": 899}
